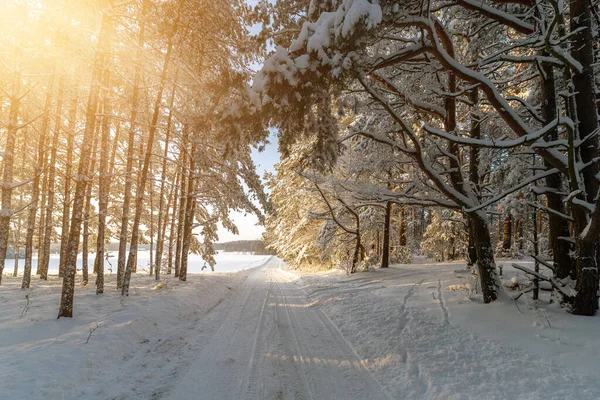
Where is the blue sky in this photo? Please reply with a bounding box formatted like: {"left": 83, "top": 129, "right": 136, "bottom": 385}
{"left": 215, "top": 1, "right": 279, "bottom": 243}
{"left": 215, "top": 133, "right": 280, "bottom": 242}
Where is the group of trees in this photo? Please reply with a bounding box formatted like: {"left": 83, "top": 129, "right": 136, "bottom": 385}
{"left": 0, "top": 0, "right": 268, "bottom": 318}
{"left": 2, "top": 0, "right": 599, "bottom": 318}
{"left": 231, "top": 0, "right": 599, "bottom": 315}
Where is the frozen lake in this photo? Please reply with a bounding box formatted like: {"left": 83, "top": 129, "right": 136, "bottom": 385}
{"left": 3, "top": 250, "right": 272, "bottom": 276}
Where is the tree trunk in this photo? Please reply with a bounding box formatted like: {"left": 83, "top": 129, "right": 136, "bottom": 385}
{"left": 40, "top": 75, "right": 65, "bottom": 280}
{"left": 467, "top": 87, "right": 481, "bottom": 267}
{"left": 149, "top": 182, "right": 154, "bottom": 276}
{"left": 179, "top": 143, "right": 197, "bottom": 282}
{"left": 93, "top": 65, "right": 113, "bottom": 295}
{"left": 569, "top": 0, "right": 600, "bottom": 315}
{"left": 174, "top": 128, "right": 189, "bottom": 278}
{"left": 58, "top": 11, "right": 111, "bottom": 318}
{"left": 117, "top": 0, "right": 146, "bottom": 290}
{"left": 469, "top": 212, "right": 499, "bottom": 303}
{"left": 497, "top": 204, "right": 502, "bottom": 243}
{"left": 516, "top": 193, "right": 524, "bottom": 251}
{"left": 160, "top": 173, "right": 177, "bottom": 274}
{"left": 23, "top": 81, "right": 54, "bottom": 288}
{"left": 399, "top": 207, "right": 407, "bottom": 247}
{"left": 502, "top": 214, "right": 512, "bottom": 250}
{"left": 58, "top": 86, "right": 78, "bottom": 278}
{"left": 350, "top": 225, "right": 361, "bottom": 274}
{"left": 82, "top": 129, "right": 100, "bottom": 286}
{"left": 539, "top": 55, "right": 573, "bottom": 279}
{"left": 467, "top": 222, "right": 477, "bottom": 266}
{"left": 0, "top": 68, "right": 21, "bottom": 285}
{"left": 155, "top": 72, "right": 179, "bottom": 280}
{"left": 381, "top": 201, "right": 391, "bottom": 268}
{"left": 13, "top": 246, "right": 20, "bottom": 277}
{"left": 167, "top": 167, "right": 181, "bottom": 275}
{"left": 572, "top": 241, "right": 599, "bottom": 315}
{"left": 36, "top": 146, "right": 50, "bottom": 276}
{"left": 122, "top": 7, "right": 180, "bottom": 295}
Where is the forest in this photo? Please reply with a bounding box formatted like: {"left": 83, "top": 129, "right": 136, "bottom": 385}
{"left": 0, "top": 0, "right": 270, "bottom": 318}
{"left": 0, "top": 0, "right": 599, "bottom": 323}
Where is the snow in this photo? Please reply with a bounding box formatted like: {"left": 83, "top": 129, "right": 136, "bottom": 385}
{"left": 290, "top": 0, "right": 382, "bottom": 62}
{"left": 299, "top": 260, "right": 600, "bottom": 399}
{"left": 3, "top": 256, "right": 600, "bottom": 399}
{"left": 2, "top": 250, "right": 271, "bottom": 276}
{"left": 0, "top": 268, "right": 254, "bottom": 398}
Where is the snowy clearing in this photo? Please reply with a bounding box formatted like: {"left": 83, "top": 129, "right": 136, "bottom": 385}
{"left": 2, "top": 257, "right": 600, "bottom": 399}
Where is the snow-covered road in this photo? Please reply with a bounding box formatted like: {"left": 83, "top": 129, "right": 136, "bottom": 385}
{"left": 167, "top": 257, "right": 390, "bottom": 400}
{"left": 5, "top": 257, "right": 600, "bottom": 399}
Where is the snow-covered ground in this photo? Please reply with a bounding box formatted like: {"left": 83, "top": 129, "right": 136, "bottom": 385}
{"left": 300, "top": 259, "right": 600, "bottom": 399}
{"left": 2, "top": 250, "right": 271, "bottom": 275}
{"left": 2, "top": 256, "right": 600, "bottom": 399}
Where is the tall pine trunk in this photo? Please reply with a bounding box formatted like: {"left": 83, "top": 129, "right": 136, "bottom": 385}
{"left": 58, "top": 86, "right": 78, "bottom": 278}
{"left": 154, "top": 70, "right": 178, "bottom": 280}
{"left": 58, "top": 9, "right": 111, "bottom": 318}
{"left": 539, "top": 56, "right": 573, "bottom": 279}
{"left": 179, "top": 143, "right": 197, "bottom": 282}
{"left": 380, "top": 201, "right": 391, "bottom": 268}
{"left": 469, "top": 211, "right": 500, "bottom": 303}
{"left": 93, "top": 63, "right": 113, "bottom": 294}
{"left": 167, "top": 166, "right": 181, "bottom": 274}
{"left": 117, "top": 0, "right": 146, "bottom": 289}
{"left": 122, "top": 7, "right": 180, "bottom": 295}
{"left": 40, "top": 75, "right": 65, "bottom": 279}
{"left": 570, "top": 0, "right": 600, "bottom": 316}
{"left": 82, "top": 129, "right": 100, "bottom": 286}
{"left": 174, "top": 128, "right": 189, "bottom": 278}
{"left": 23, "top": 73, "right": 55, "bottom": 288}
{"left": 0, "top": 68, "right": 21, "bottom": 284}
{"left": 502, "top": 215, "right": 512, "bottom": 250}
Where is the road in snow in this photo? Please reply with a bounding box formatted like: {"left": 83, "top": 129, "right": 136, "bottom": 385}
{"left": 4, "top": 256, "right": 600, "bottom": 399}
{"left": 167, "top": 257, "right": 391, "bottom": 400}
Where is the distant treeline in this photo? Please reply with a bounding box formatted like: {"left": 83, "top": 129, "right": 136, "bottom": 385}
{"left": 213, "top": 241, "right": 275, "bottom": 255}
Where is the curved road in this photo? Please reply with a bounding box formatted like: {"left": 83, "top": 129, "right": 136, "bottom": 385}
{"left": 166, "top": 258, "right": 390, "bottom": 400}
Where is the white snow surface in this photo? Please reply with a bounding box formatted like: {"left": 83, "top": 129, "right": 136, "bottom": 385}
{"left": 2, "top": 250, "right": 271, "bottom": 275}
{"left": 2, "top": 256, "right": 600, "bottom": 399}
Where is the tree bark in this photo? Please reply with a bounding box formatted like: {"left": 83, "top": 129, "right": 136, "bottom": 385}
{"left": 174, "top": 128, "right": 189, "bottom": 278}
{"left": 167, "top": 166, "right": 181, "bottom": 275}
{"left": 539, "top": 55, "right": 573, "bottom": 279}
{"left": 179, "top": 143, "right": 197, "bottom": 282}
{"left": 58, "top": 86, "right": 78, "bottom": 278}
{"left": 93, "top": 64, "right": 113, "bottom": 294}
{"left": 469, "top": 212, "right": 500, "bottom": 303}
{"left": 58, "top": 9, "right": 111, "bottom": 318}
{"left": 117, "top": 0, "right": 146, "bottom": 290}
{"left": 569, "top": 0, "right": 600, "bottom": 315}
{"left": 82, "top": 128, "right": 100, "bottom": 286}
{"left": 0, "top": 69, "right": 21, "bottom": 284}
{"left": 381, "top": 201, "right": 391, "bottom": 268}
{"left": 36, "top": 145, "right": 50, "bottom": 276}
{"left": 40, "top": 75, "right": 65, "bottom": 280}
{"left": 502, "top": 214, "right": 512, "bottom": 250}
{"left": 155, "top": 72, "right": 179, "bottom": 280}
{"left": 23, "top": 75, "right": 54, "bottom": 288}
{"left": 399, "top": 207, "right": 407, "bottom": 247}
{"left": 467, "top": 87, "right": 481, "bottom": 266}
{"left": 122, "top": 6, "right": 180, "bottom": 295}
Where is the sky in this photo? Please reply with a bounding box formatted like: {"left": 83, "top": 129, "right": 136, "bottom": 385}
{"left": 215, "top": 133, "right": 280, "bottom": 242}
{"left": 214, "top": 3, "right": 279, "bottom": 243}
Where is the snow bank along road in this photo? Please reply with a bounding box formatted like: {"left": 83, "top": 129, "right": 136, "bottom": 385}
{"left": 4, "top": 257, "right": 600, "bottom": 399}
{"left": 167, "top": 257, "right": 390, "bottom": 400}
{"left": 299, "top": 262, "right": 600, "bottom": 399}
